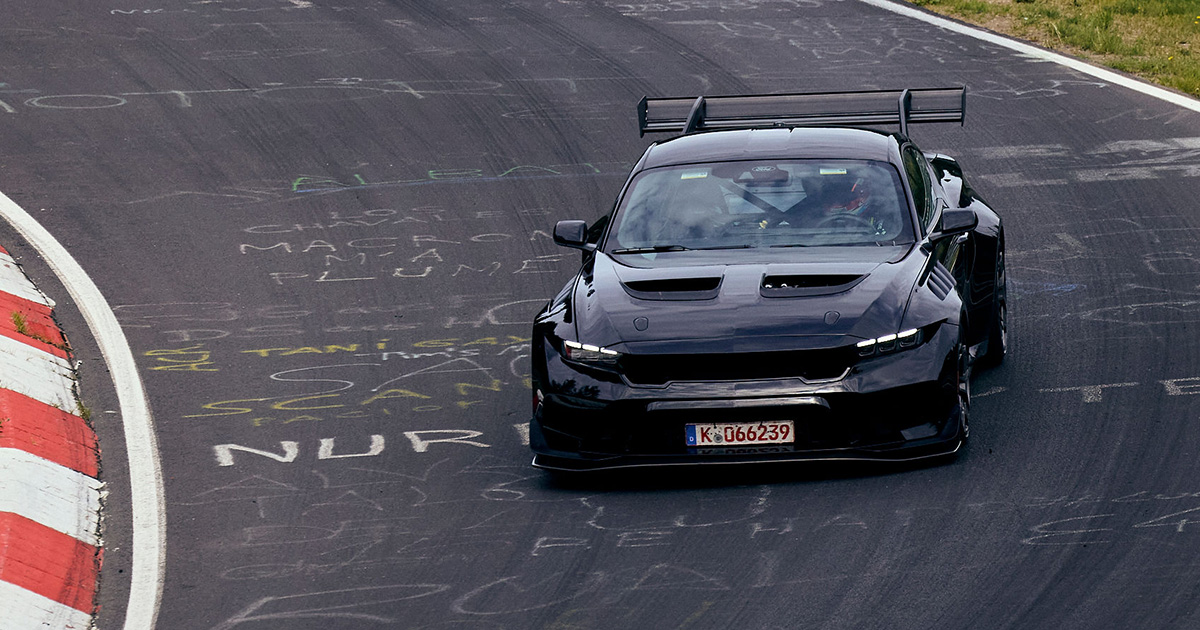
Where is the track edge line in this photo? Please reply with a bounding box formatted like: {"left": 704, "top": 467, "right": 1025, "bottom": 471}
{"left": 858, "top": 0, "right": 1200, "bottom": 113}
{"left": 0, "top": 192, "right": 164, "bottom": 630}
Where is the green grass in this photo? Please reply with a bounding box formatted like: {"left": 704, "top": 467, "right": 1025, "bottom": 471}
{"left": 1108, "top": 0, "right": 1198, "bottom": 17}
{"left": 11, "top": 311, "right": 27, "bottom": 335}
{"left": 925, "top": 0, "right": 995, "bottom": 15}
{"left": 911, "top": 0, "right": 1200, "bottom": 97}
{"left": 10, "top": 309, "right": 73, "bottom": 351}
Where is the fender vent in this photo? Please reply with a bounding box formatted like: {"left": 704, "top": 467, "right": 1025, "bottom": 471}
{"left": 927, "top": 263, "right": 955, "bottom": 300}
{"left": 622, "top": 277, "right": 722, "bottom": 301}
{"left": 760, "top": 274, "right": 865, "bottom": 298}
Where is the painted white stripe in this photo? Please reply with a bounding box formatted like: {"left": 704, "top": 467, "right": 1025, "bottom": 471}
{"left": 0, "top": 251, "right": 55, "bottom": 307}
{"left": 858, "top": 0, "right": 1200, "bottom": 113}
{"left": 0, "top": 448, "right": 101, "bottom": 545}
{"left": 0, "top": 581, "right": 94, "bottom": 630}
{"left": 0, "top": 333, "right": 76, "bottom": 410}
{"left": 0, "top": 191, "right": 165, "bottom": 630}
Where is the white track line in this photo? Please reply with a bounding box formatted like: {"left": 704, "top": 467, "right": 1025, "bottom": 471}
{"left": 0, "top": 192, "right": 164, "bottom": 630}
{"left": 858, "top": 0, "right": 1200, "bottom": 113}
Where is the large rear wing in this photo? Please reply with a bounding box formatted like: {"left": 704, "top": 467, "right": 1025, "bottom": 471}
{"left": 637, "top": 87, "right": 966, "bottom": 138}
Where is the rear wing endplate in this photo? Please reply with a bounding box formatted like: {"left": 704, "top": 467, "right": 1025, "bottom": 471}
{"left": 637, "top": 87, "right": 966, "bottom": 138}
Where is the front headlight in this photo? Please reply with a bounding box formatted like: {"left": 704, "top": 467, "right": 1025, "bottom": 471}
{"left": 561, "top": 340, "right": 622, "bottom": 367}
{"left": 855, "top": 323, "right": 939, "bottom": 357}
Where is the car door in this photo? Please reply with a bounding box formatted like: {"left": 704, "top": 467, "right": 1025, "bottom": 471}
{"left": 906, "top": 144, "right": 991, "bottom": 346}
{"left": 902, "top": 144, "right": 975, "bottom": 322}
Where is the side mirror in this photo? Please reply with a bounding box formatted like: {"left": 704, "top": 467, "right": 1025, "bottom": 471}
{"left": 553, "top": 220, "right": 595, "bottom": 251}
{"left": 930, "top": 208, "right": 977, "bottom": 240}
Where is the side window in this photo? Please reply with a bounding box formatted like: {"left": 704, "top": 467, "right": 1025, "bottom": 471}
{"left": 587, "top": 214, "right": 609, "bottom": 245}
{"left": 901, "top": 147, "right": 934, "bottom": 233}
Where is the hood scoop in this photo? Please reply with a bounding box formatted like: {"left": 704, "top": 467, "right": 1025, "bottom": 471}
{"left": 622, "top": 277, "right": 722, "bottom": 301}
{"left": 761, "top": 274, "right": 865, "bottom": 298}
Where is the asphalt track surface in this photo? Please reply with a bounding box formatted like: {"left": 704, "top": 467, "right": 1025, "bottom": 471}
{"left": 4, "top": 1, "right": 1200, "bottom": 628}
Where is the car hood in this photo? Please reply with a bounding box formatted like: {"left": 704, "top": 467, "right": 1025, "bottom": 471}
{"left": 573, "top": 247, "right": 923, "bottom": 354}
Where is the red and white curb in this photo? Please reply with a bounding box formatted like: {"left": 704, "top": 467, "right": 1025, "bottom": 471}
{"left": 0, "top": 244, "right": 101, "bottom": 630}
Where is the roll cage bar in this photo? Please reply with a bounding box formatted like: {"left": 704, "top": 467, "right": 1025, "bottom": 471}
{"left": 637, "top": 87, "right": 966, "bottom": 138}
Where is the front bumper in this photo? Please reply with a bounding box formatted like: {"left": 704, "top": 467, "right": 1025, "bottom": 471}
{"left": 530, "top": 326, "right": 966, "bottom": 471}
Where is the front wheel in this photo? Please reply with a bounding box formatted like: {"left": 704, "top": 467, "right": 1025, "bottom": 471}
{"left": 978, "top": 244, "right": 1007, "bottom": 368}
{"left": 957, "top": 340, "right": 971, "bottom": 441}
{"left": 932, "top": 341, "right": 971, "bottom": 465}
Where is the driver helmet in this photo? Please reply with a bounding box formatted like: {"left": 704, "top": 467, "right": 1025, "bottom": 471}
{"left": 822, "top": 173, "right": 869, "bottom": 216}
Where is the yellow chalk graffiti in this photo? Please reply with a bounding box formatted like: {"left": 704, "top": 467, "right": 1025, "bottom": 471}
{"left": 144, "top": 345, "right": 218, "bottom": 372}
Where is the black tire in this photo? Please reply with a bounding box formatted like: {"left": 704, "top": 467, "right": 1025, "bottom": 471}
{"left": 932, "top": 341, "right": 971, "bottom": 465}
{"left": 957, "top": 338, "right": 971, "bottom": 442}
{"left": 978, "top": 244, "right": 1007, "bottom": 368}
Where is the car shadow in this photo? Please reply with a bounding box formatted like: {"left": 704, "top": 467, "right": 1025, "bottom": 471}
{"left": 537, "top": 450, "right": 962, "bottom": 493}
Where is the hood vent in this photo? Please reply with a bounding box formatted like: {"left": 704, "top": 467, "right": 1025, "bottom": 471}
{"left": 761, "top": 274, "right": 865, "bottom": 298}
{"left": 622, "top": 277, "right": 722, "bottom": 301}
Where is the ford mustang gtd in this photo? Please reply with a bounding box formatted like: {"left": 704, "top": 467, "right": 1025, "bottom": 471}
{"left": 530, "top": 88, "right": 1005, "bottom": 471}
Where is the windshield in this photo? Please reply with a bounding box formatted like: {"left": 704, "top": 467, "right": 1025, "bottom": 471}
{"left": 606, "top": 159, "right": 914, "bottom": 253}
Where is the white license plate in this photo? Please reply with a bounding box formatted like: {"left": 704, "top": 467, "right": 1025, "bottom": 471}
{"left": 685, "top": 421, "right": 795, "bottom": 446}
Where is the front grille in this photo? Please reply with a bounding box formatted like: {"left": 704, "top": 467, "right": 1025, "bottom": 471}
{"left": 538, "top": 381, "right": 955, "bottom": 457}
{"left": 619, "top": 346, "right": 856, "bottom": 385}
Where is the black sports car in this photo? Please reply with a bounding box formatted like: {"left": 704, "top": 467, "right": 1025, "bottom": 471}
{"left": 530, "top": 88, "right": 1005, "bottom": 471}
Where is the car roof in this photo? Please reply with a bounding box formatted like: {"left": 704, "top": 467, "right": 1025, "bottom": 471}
{"left": 640, "top": 127, "right": 901, "bottom": 170}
